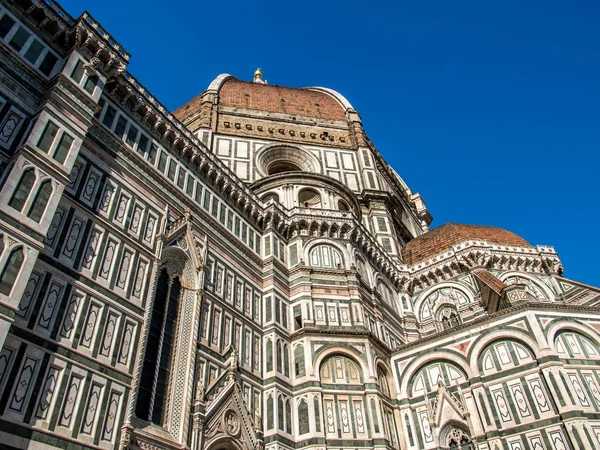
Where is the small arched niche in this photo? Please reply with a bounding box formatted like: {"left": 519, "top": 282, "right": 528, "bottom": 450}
{"left": 298, "top": 188, "right": 321, "bottom": 209}
{"left": 267, "top": 161, "right": 302, "bottom": 175}
{"left": 338, "top": 199, "right": 350, "bottom": 211}
{"left": 262, "top": 192, "right": 280, "bottom": 203}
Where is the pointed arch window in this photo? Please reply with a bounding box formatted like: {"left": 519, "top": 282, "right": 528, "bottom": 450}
{"left": 283, "top": 344, "right": 290, "bottom": 377}
{"left": 266, "top": 338, "right": 273, "bottom": 372}
{"left": 9, "top": 169, "right": 35, "bottom": 212}
{"left": 298, "top": 399, "right": 309, "bottom": 434}
{"left": 27, "top": 179, "right": 52, "bottom": 222}
{"left": 313, "top": 396, "right": 321, "bottom": 432}
{"left": 266, "top": 395, "right": 274, "bottom": 430}
{"left": 0, "top": 247, "right": 24, "bottom": 295}
{"left": 285, "top": 399, "right": 292, "bottom": 434}
{"left": 276, "top": 339, "right": 283, "bottom": 373}
{"left": 135, "top": 268, "right": 182, "bottom": 425}
{"left": 277, "top": 395, "right": 284, "bottom": 431}
{"left": 295, "top": 344, "right": 305, "bottom": 377}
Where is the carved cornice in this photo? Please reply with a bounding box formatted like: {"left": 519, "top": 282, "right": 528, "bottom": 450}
{"left": 105, "top": 73, "right": 265, "bottom": 228}
{"left": 404, "top": 240, "right": 562, "bottom": 294}
{"left": 391, "top": 301, "right": 600, "bottom": 355}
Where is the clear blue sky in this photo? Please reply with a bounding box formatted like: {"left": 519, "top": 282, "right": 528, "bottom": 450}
{"left": 60, "top": 0, "right": 600, "bottom": 286}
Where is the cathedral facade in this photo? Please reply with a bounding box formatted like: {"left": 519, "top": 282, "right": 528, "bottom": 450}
{"left": 0, "top": 1, "right": 599, "bottom": 450}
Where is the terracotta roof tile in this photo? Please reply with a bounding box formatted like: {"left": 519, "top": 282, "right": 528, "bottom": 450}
{"left": 402, "top": 223, "right": 531, "bottom": 265}
{"left": 472, "top": 269, "right": 507, "bottom": 295}
{"left": 173, "top": 78, "right": 347, "bottom": 123}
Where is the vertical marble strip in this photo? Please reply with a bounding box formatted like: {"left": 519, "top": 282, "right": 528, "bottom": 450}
{"left": 116, "top": 249, "right": 132, "bottom": 290}
{"left": 325, "top": 400, "right": 335, "bottom": 434}
{"left": 16, "top": 271, "right": 42, "bottom": 319}
{"left": 99, "top": 239, "right": 117, "bottom": 280}
{"left": 113, "top": 193, "right": 129, "bottom": 224}
{"left": 99, "top": 312, "right": 119, "bottom": 357}
{"left": 59, "top": 291, "right": 83, "bottom": 339}
{"left": 80, "top": 383, "right": 102, "bottom": 435}
{"left": 80, "top": 302, "right": 101, "bottom": 348}
{"left": 61, "top": 216, "right": 84, "bottom": 261}
{"left": 419, "top": 410, "right": 433, "bottom": 443}
{"left": 568, "top": 374, "right": 590, "bottom": 407}
{"left": 0, "top": 347, "right": 14, "bottom": 386}
{"left": 99, "top": 183, "right": 114, "bottom": 214}
{"left": 528, "top": 378, "right": 550, "bottom": 413}
{"left": 143, "top": 215, "right": 156, "bottom": 245}
{"left": 353, "top": 399, "right": 365, "bottom": 434}
{"left": 492, "top": 388, "right": 512, "bottom": 422}
{"left": 131, "top": 259, "right": 147, "bottom": 298}
{"left": 59, "top": 374, "right": 82, "bottom": 428}
{"left": 82, "top": 227, "right": 102, "bottom": 270}
{"left": 9, "top": 357, "right": 38, "bottom": 412}
{"left": 80, "top": 169, "right": 101, "bottom": 205}
{"left": 339, "top": 400, "right": 350, "bottom": 434}
{"left": 66, "top": 160, "right": 84, "bottom": 192}
{"left": 129, "top": 204, "right": 143, "bottom": 233}
{"left": 118, "top": 321, "right": 135, "bottom": 366}
{"left": 37, "top": 281, "right": 63, "bottom": 330}
{"left": 548, "top": 430, "right": 568, "bottom": 450}
{"left": 584, "top": 373, "right": 600, "bottom": 407}
{"left": 528, "top": 435, "right": 545, "bottom": 450}
{"left": 35, "top": 366, "right": 60, "bottom": 420}
{"left": 101, "top": 390, "right": 122, "bottom": 442}
{"left": 44, "top": 207, "right": 66, "bottom": 249}
{"left": 510, "top": 383, "right": 531, "bottom": 418}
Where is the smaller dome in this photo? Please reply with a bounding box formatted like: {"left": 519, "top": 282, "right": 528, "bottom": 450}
{"left": 402, "top": 223, "right": 531, "bottom": 265}
{"left": 254, "top": 68, "right": 263, "bottom": 79}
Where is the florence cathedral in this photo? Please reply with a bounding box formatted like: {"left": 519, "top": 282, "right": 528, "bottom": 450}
{"left": 1, "top": 1, "right": 600, "bottom": 450}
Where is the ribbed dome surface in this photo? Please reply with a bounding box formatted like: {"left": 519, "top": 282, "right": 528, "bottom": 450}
{"left": 402, "top": 223, "right": 531, "bottom": 265}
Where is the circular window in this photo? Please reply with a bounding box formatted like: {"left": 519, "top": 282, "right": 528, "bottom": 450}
{"left": 255, "top": 145, "right": 320, "bottom": 177}
{"left": 268, "top": 161, "right": 302, "bottom": 175}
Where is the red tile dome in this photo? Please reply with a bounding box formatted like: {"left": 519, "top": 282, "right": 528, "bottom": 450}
{"left": 402, "top": 223, "right": 531, "bottom": 265}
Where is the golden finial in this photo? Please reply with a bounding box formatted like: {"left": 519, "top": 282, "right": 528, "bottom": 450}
{"left": 254, "top": 68, "right": 263, "bottom": 80}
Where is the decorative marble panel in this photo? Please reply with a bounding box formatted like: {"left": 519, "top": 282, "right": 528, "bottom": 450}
{"left": 34, "top": 366, "right": 61, "bottom": 420}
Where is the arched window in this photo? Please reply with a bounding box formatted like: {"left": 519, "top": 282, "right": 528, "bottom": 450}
{"left": 446, "top": 428, "right": 471, "bottom": 450}
{"left": 276, "top": 339, "right": 283, "bottom": 373}
{"left": 313, "top": 396, "right": 321, "bottom": 432}
{"left": 277, "top": 396, "right": 284, "bottom": 431}
{"left": 356, "top": 257, "right": 368, "bottom": 281}
{"left": 268, "top": 161, "right": 302, "bottom": 175}
{"left": 377, "top": 282, "right": 398, "bottom": 312}
{"left": 0, "top": 247, "right": 24, "bottom": 296}
{"left": 27, "top": 179, "right": 52, "bottom": 222}
{"left": 283, "top": 344, "right": 290, "bottom": 377}
{"left": 309, "top": 245, "right": 344, "bottom": 269}
{"left": 285, "top": 399, "right": 292, "bottom": 434}
{"left": 295, "top": 344, "right": 305, "bottom": 377}
{"left": 9, "top": 169, "right": 36, "bottom": 212}
{"left": 262, "top": 192, "right": 279, "bottom": 203}
{"left": 266, "top": 338, "right": 273, "bottom": 372}
{"left": 298, "top": 188, "right": 321, "bottom": 208}
{"left": 370, "top": 398, "right": 379, "bottom": 433}
{"left": 555, "top": 330, "right": 599, "bottom": 359}
{"left": 410, "top": 361, "right": 467, "bottom": 397}
{"left": 135, "top": 268, "right": 182, "bottom": 424}
{"left": 405, "top": 414, "right": 415, "bottom": 447}
{"left": 298, "top": 399, "right": 309, "bottom": 434}
{"left": 338, "top": 200, "right": 350, "bottom": 212}
{"left": 266, "top": 396, "right": 274, "bottom": 429}
{"left": 320, "top": 355, "right": 363, "bottom": 384}
{"left": 438, "top": 306, "right": 460, "bottom": 330}
{"left": 377, "top": 366, "right": 391, "bottom": 397}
